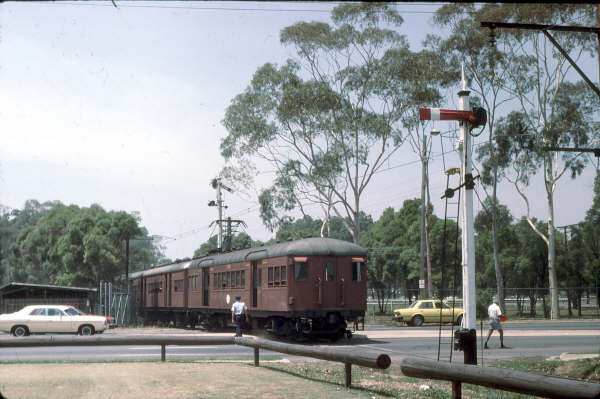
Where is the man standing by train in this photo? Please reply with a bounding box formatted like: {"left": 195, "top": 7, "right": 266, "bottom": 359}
{"left": 231, "top": 294, "right": 248, "bottom": 337}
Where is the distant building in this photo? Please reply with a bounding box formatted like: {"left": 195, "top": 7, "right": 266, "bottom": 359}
{"left": 0, "top": 282, "right": 97, "bottom": 314}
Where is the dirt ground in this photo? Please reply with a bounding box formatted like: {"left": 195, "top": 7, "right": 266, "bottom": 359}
{"left": 0, "top": 361, "right": 395, "bottom": 399}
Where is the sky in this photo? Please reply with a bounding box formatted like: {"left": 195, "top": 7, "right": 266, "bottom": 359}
{"left": 0, "top": 1, "right": 598, "bottom": 261}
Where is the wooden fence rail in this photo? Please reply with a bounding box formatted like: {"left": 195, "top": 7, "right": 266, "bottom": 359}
{"left": 398, "top": 356, "right": 600, "bottom": 399}
{"left": 0, "top": 335, "right": 598, "bottom": 398}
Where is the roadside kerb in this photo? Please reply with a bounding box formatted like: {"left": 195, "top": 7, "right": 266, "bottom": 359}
{"left": 0, "top": 335, "right": 234, "bottom": 362}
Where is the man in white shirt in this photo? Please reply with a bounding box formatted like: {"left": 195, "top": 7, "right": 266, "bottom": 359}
{"left": 231, "top": 294, "right": 248, "bottom": 337}
{"left": 484, "top": 297, "right": 506, "bottom": 349}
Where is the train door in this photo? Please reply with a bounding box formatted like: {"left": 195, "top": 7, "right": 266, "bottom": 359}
{"left": 151, "top": 281, "right": 159, "bottom": 308}
{"left": 252, "top": 261, "right": 258, "bottom": 307}
{"left": 322, "top": 257, "right": 337, "bottom": 307}
{"left": 203, "top": 268, "right": 210, "bottom": 306}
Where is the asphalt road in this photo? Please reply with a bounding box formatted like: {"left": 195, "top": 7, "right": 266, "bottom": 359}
{"left": 0, "top": 321, "right": 598, "bottom": 364}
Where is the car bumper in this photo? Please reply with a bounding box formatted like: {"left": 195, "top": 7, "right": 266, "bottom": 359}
{"left": 392, "top": 315, "right": 404, "bottom": 322}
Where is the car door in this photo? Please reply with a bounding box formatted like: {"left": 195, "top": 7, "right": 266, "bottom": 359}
{"left": 46, "top": 308, "right": 67, "bottom": 332}
{"left": 26, "top": 308, "right": 47, "bottom": 332}
{"left": 418, "top": 301, "right": 436, "bottom": 322}
{"left": 434, "top": 301, "right": 451, "bottom": 323}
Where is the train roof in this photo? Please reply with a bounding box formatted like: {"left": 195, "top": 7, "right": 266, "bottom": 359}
{"left": 130, "top": 237, "right": 366, "bottom": 279}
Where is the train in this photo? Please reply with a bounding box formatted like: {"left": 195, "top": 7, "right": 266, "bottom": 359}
{"left": 128, "top": 237, "right": 367, "bottom": 340}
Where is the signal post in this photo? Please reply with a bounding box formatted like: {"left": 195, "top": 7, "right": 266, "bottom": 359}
{"left": 419, "top": 68, "right": 486, "bottom": 365}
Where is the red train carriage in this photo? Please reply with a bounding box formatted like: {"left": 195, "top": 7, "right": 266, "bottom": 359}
{"left": 129, "top": 237, "right": 367, "bottom": 340}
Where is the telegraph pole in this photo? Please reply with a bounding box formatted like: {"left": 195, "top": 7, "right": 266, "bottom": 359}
{"left": 209, "top": 178, "right": 233, "bottom": 253}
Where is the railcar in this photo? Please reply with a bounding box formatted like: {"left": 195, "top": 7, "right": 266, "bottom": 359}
{"left": 129, "top": 237, "right": 367, "bottom": 340}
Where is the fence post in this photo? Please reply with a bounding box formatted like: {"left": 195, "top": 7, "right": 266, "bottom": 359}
{"left": 161, "top": 344, "right": 166, "bottom": 362}
{"left": 254, "top": 347, "right": 259, "bottom": 366}
{"left": 345, "top": 363, "right": 352, "bottom": 387}
{"left": 452, "top": 381, "right": 461, "bottom": 398}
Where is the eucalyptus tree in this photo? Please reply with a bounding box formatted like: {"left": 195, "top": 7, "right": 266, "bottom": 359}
{"left": 385, "top": 48, "right": 446, "bottom": 298}
{"left": 581, "top": 172, "right": 600, "bottom": 308}
{"left": 448, "top": 4, "right": 598, "bottom": 319}
{"left": 6, "top": 203, "right": 155, "bottom": 287}
{"left": 432, "top": 3, "right": 522, "bottom": 312}
{"left": 221, "top": 3, "right": 437, "bottom": 243}
{"left": 474, "top": 200, "right": 517, "bottom": 292}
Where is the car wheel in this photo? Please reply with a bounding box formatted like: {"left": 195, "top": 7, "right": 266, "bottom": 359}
{"left": 79, "top": 325, "right": 95, "bottom": 336}
{"left": 12, "top": 325, "right": 29, "bottom": 337}
{"left": 411, "top": 315, "right": 424, "bottom": 327}
{"left": 454, "top": 314, "right": 463, "bottom": 326}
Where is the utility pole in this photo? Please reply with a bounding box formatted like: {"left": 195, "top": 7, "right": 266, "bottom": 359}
{"left": 209, "top": 178, "right": 233, "bottom": 252}
{"left": 209, "top": 178, "right": 232, "bottom": 252}
{"left": 419, "top": 65, "right": 486, "bottom": 365}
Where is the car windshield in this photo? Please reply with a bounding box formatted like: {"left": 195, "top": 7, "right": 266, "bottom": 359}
{"left": 64, "top": 307, "right": 84, "bottom": 316}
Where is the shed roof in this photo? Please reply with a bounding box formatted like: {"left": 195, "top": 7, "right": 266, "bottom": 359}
{"left": 0, "top": 282, "right": 97, "bottom": 296}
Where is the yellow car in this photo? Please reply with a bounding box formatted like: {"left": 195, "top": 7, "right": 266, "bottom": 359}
{"left": 393, "top": 299, "right": 463, "bottom": 327}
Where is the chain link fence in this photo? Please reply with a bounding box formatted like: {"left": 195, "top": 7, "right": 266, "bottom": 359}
{"left": 368, "top": 286, "right": 600, "bottom": 320}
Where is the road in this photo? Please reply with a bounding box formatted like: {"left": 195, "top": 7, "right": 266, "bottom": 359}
{"left": 0, "top": 321, "right": 598, "bottom": 364}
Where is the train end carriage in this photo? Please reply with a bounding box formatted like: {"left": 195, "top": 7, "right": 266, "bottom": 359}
{"left": 194, "top": 237, "right": 367, "bottom": 340}
{"left": 130, "top": 237, "right": 367, "bottom": 341}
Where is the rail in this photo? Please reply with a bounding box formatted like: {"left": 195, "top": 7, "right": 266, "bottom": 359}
{"left": 0, "top": 335, "right": 598, "bottom": 398}
{"left": 0, "top": 334, "right": 389, "bottom": 388}
{"left": 234, "top": 336, "right": 390, "bottom": 387}
{"left": 397, "top": 356, "right": 600, "bottom": 399}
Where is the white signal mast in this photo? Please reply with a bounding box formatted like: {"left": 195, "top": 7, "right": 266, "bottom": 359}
{"left": 418, "top": 65, "right": 486, "bottom": 364}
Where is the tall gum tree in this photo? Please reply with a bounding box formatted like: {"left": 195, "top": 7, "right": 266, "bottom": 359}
{"left": 220, "top": 3, "right": 438, "bottom": 243}
{"left": 492, "top": 4, "right": 599, "bottom": 319}
{"left": 432, "top": 3, "right": 522, "bottom": 312}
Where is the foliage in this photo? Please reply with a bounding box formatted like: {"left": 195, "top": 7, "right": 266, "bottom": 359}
{"left": 220, "top": 3, "right": 446, "bottom": 243}
{"left": 363, "top": 200, "right": 460, "bottom": 312}
{"left": 273, "top": 213, "right": 373, "bottom": 243}
{"left": 193, "top": 232, "right": 264, "bottom": 258}
{"left": 0, "top": 200, "right": 61, "bottom": 285}
{"left": 3, "top": 202, "right": 161, "bottom": 287}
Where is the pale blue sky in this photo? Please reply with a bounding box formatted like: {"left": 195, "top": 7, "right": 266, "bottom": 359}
{"left": 0, "top": 1, "right": 597, "bottom": 260}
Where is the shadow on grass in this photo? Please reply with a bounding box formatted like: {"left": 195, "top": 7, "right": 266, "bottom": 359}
{"left": 261, "top": 363, "right": 398, "bottom": 398}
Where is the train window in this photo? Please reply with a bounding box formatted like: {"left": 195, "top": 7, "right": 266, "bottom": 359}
{"left": 174, "top": 279, "right": 183, "bottom": 292}
{"left": 294, "top": 262, "right": 308, "bottom": 281}
{"left": 325, "top": 262, "right": 335, "bottom": 281}
{"left": 241, "top": 270, "right": 245, "bottom": 287}
{"left": 352, "top": 262, "right": 362, "bottom": 282}
{"left": 213, "top": 274, "right": 218, "bottom": 289}
{"left": 236, "top": 271, "right": 241, "bottom": 288}
{"left": 267, "top": 266, "right": 286, "bottom": 287}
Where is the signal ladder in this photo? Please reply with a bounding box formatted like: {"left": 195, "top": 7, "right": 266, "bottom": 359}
{"left": 436, "top": 167, "right": 462, "bottom": 363}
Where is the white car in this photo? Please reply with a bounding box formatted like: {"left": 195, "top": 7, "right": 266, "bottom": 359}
{"left": 0, "top": 305, "right": 109, "bottom": 336}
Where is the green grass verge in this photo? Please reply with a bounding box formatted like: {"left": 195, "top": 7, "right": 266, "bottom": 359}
{"left": 265, "top": 356, "right": 600, "bottom": 399}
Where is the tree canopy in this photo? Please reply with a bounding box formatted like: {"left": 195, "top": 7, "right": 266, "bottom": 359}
{"left": 2, "top": 202, "right": 162, "bottom": 287}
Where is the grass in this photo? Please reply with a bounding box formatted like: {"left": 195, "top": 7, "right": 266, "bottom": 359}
{"left": 0, "top": 355, "right": 597, "bottom": 398}
{"left": 265, "top": 356, "right": 600, "bottom": 399}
